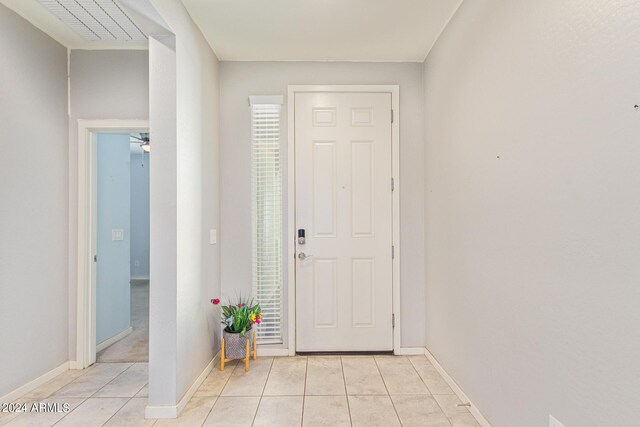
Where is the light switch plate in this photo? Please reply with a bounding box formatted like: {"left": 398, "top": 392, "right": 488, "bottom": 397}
{"left": 112, "top": 229, "right": 124, "bottom": 241}
{"left": 549, "top": 415, "right": 565, "bottom": 427}
{"left": 209, "top": 229, "right": 217, "bottom": 245}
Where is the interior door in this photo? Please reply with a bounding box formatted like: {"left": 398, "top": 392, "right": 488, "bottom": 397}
{"left": 295, "top": 91, "right": 393, "bottom": 352}
{"left": 96, "top": 133, "right": 131, "bottom": 356}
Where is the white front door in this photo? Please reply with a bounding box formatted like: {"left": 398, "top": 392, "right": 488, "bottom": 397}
{"left": 295, "top": 91, "right": 393, "bottom": 352}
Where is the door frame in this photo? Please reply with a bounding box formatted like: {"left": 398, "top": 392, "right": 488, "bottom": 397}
{"left": 287, "top": 85, "right": 400, "bottom": 355}
{"left": 74, "top": 119, "right": 149, "bottom": 369}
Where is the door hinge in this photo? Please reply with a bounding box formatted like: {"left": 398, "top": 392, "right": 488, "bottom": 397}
{"left": 93, "top": 255, "right": 97, "bottom": 262}
{"left": 391, "top": 109, "right": 394, "bottom": 123}
{"left": 392, "top": 245, "right": 395, "bottom": 259}
{"left": 391, "top": 177, "right": 395, "bottom": 192}
{"left": 392, "top": 313, "right": 395, "bottom": 328}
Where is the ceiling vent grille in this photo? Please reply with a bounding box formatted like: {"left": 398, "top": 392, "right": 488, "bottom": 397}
{"left": 38, "top": 0, "right": 146, "bottom": 42}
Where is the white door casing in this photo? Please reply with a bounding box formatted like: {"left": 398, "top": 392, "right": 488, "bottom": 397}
{"left": 75, "top": 120, "right": 148, "bottom": 369}
{"left": 295, "top": 92, "right": 393, "bottom": 351}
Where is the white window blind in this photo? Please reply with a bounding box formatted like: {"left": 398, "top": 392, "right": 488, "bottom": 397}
{"left": 250, "top": 96, "right": 283, "bottom": 344}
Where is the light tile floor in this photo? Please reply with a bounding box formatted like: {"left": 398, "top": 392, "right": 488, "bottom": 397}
{"left": 1, "top": 356, "right": 480, "bottom": 427}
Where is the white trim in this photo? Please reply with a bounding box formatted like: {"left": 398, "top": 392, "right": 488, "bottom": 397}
{"left": 220, "top": 59, "right": 425, "bottom": 63}
{"left": 96, "top": 326, "right": 133, "bottom": 353}
{"left": 249, "top": 95, "right": 284, "bottom": 105}
{"left": 130, "top": 275, "right": 150, "bottom": 280}
{"left": 424, "top": 348, "right": 492, "bottom": 427}
{"left": 76, "top": 119, "right": 149, "bottom": 370}
{"left": 145, "top": 352, "right": 218, "bottom": 419}
{"left": 144, "top": 404, "right": 178, "bottom": 420}
{"left": 0, "top": 362, "right": 70, "bottom": 404}
{"left": 286, "top": 88, "right": 296, "bottom": 357}
{"left": 69, "top": 360, "right": 83, "bottom": 370}
{"left": 257, "top": 347, "right": 290, "bottom": 357}
{"left": 395, "top": 347, "right": 427, "bottom": 356}
{"left": 286, "top": 85, "right": 401, "bottom": 355}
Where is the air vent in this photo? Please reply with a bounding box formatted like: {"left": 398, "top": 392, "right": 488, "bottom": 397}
{"left": 38, "top": 0, "right": 146, "bottom": 42}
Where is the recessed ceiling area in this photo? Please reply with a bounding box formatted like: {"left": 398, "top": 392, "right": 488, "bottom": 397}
{"left": 181, "top": 0, "right": 463, "bottom": 61}
{"left": 0, "top": 0, "right": 148, "bottom": 49}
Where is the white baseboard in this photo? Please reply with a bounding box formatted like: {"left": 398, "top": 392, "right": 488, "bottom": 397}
{"left": 1, "top": 361, "right": 70, "bottom": 404}
{"left": 145, "top": 351, "right": 219, "bottom": 419}
{"left": 395, "top": 347, "right": 426, "bottom": 356}
{"left": 144, "top": 403, "right": 178, "bottom": 419}
{"left": 257, "top": 346, "right": 290, "bottom": 357}
{"left": 424, "top": 348, "right": 492, "bottom": 427}
{"left": 96, "top": 327, "right": 133, "bottom": 353}
{"left": 130, "top": 276, "right": 149, "bottom": 281}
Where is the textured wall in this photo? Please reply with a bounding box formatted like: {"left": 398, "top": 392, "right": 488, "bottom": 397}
{"left": 145, "top": 0, "right": 221, "bottom": 408}
{"left": 0, "top": 4, "right": 68, "bottom": 396}
{"left": 424, "top": 1, "right": 640, "bottom": 426}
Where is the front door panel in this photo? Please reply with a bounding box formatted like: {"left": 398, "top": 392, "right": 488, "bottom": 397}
{"left": 295, "top": 92, "right": 393, "bottom": 351}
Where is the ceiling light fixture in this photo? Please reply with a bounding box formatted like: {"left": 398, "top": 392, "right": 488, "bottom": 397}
{"left": 131, "top": 133, "right": 150, "bottom": 153}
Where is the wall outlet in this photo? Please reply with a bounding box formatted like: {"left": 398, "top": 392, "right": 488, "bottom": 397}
{"left": 209, "top": 229, "right": 217, "bottom": 245}
{"left": 549, "top": 415, "right": 565, "bottom": 427}
{"left": 112, "top": 229, "right": 124, "bottom": 241}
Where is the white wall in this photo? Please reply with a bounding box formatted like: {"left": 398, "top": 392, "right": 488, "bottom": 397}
{"left": 219, "top": 62, "right": 425, "bottom": 348}
{"left": 423, "top": 1, "right": 640, "bottom": 426}
{"left": 148, "top": 34, "right": 178, "bottom": 407}
{"left": 0, "top": 4, "right": 68, "bottom": 396}
{"left": 96, "top": 133, "right": 131, "bottom": 344}
{"left": 130, "top": 146, "right": 150, "bottom": 279}
{"left": 144, "top": 0, "right": 221, "bottom": 409}
{"left": 68, "top": 49, "right": 149, "bottom": 358}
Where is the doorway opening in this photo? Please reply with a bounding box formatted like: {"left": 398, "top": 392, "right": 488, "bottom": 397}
{"left": 75, "top": 120, "right": 149, "bottom": 369}
{"left": 94, "top": 132, "right": 150, "bottom": 363}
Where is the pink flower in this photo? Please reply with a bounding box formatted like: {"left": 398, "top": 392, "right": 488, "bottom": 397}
{"left": 256, "top": 317, "right": 261, "bottom": 324}
{"left": 211, "top": 298, "right": 220, "bottom": 305}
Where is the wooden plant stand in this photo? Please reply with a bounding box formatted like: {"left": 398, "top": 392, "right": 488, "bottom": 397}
{"left": 220, "top": 329, "right": 257, "bottom": 372}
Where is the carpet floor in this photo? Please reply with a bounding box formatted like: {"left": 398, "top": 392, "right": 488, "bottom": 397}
{"left": 96, "top": 280, "right": 149, "bottom": 363}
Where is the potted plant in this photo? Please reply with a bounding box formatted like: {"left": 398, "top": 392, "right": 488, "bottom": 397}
{"left": 211, "top": 296, "right": 262, "bottom": 368}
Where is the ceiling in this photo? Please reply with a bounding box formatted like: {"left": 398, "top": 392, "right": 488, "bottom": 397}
{"left": 1, "top": 0, "right": 462, "bottom": 59}
{"left": 181, "top": 0, "right": 463, "bottom": 61}
{"left": 1, "top": 0, "right": 148, "bottom": 49}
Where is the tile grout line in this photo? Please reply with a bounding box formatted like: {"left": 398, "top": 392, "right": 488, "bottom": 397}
{"left": 408, "top": 355, "right": 437, "bottom": 395}
{"left": 339, "top": 357, "right": 354, "bottom": 426}
{"left": 53, "top": 362, "right": 140, "bottom": 427}
{"left": 250, "top": 357, "right": 274, "bottom": 427}
{"left": 24, "top": 364, "right": 110, "bottom": 426}
{"left": 50, "top": 364, "right": 132, "bottom": 426}
{"left": 101, "top": 363, "right": 150, "bottom": 426}
{"left": 199, "top": 360, "right": 240, "bottom": 426}
{"left": 50, "top": 396, "right": 91, "bottom": 426}
{"left": 300, "top": 357, "right": 308, "bottom": 426}
{"left": 372, "top": 356, "right": 402, "bottom": 426}
{"left": 98, "top": 395, "right": 133, "bottom": 427}
{"left": 86, "top": 362, "right": 136, "bottom": 409}
{"left": 407, "top": 356, "right": 458, "bottom": 425}
{"left": 92, "top": 363, "right": 137, "bottom": 397}
{"left": 198, "top": 396, "right": 219, "bottom": 427}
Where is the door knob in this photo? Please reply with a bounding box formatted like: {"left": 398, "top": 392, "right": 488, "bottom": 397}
{"left": 298, "top": 252, "right": 313, "bottom": 260}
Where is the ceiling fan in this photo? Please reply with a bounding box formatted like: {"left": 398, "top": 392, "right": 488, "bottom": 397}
{"left": 130, "top": 133, "right": 150, "bottom": 152}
